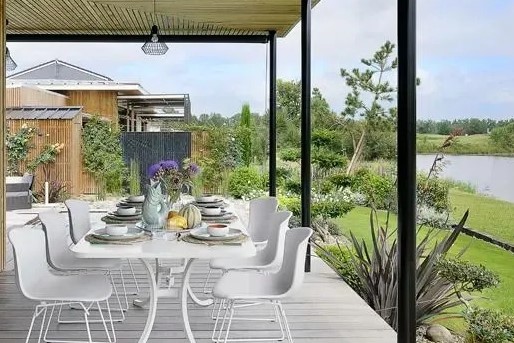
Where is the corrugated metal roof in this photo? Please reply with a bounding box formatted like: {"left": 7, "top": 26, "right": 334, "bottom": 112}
{"left": 6, "top": 107, "right": 83, "bottom": 120}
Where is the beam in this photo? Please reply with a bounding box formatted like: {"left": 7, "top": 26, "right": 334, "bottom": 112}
{"left": 7, "top": 34, "right": 269, "bottom": 44}
{"left": 1, "top": 0, "right": 6, "bottom": 271}
{"left": 268, "top": 30, "right": 277, "bottom": 197}
{"left": 301, "top": 0, "right": 312, "bottom": 272}
{"left": 397, "top": 0, "right": 417, "bottom": 341}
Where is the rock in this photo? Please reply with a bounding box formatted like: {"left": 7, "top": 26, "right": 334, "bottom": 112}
{"left": 426, "top": 324, "right": 453, "bottom": 343}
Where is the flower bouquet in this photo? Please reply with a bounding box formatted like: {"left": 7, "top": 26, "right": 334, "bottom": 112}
{"left": 147, "top": 159, "right": 199, "bottom": 205}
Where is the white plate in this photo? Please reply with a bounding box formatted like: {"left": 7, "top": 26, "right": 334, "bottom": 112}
{"left": 189, "top": 227, "right": 243, "bottom": 241}
{"left": 92, "top": 227, "right": 145, "bottom": 241}
{"left": 108, "top": 211, "right": 142, "bottom": 218}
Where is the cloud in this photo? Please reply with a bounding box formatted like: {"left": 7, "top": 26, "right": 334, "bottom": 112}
{"left": 7, "top": 0, "right": 514, "bottom": 119}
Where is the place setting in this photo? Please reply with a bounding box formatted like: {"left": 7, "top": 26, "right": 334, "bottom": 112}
{"left": 191, "top": 194, "right": 227, "bottom": 208}
{"left": 117, "top": 194, "right": 145, "bottom": 209}
{"left": 178, "top": 223, "right": 247, "bottom": 246}
{"left": 85, "top": 224, "right": 150, "bottom": 245}
{"left": 102, "top": 204, "right": 142, "bottom": 224}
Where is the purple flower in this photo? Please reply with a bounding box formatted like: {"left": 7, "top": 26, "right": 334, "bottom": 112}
{"left": 188, "top": 163, "right": 199, "bottom": 175}
{"left": 159, "top": 160, "right": 178, "bottom": 170}
{"left": 147, "top": 163, "right": 162, "bottom": 179}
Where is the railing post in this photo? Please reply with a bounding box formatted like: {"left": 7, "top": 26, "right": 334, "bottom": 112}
{"left": 269, "top": 31, "right": 277, "bottom": 197}
{"left": 397, "top": 0, "right": 417, "bottom": 341}
{"left": 301, "top": 0, "right": 312, "bottom": 272}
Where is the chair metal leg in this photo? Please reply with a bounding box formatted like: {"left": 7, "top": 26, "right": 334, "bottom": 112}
{"left": 277, "top": 302, "right": 294, "bottom": 342}
{"left": 42, "top": 301, "right": 115, "bottom": 343}
{"left": 203, "top": 268, "right": 213, "bottom": 293}
{"left": 26, "top": 304, "right": 48, "bottom": 343}
{"left": 127, "top": 259, "right": 140, "bottom": 295}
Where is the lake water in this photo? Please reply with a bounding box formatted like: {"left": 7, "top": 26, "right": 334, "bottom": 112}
{"left": 417, "top": 155, "right": 514, "bottom": 203}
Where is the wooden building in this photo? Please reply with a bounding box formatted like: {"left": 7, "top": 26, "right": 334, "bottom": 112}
{"left": 6, "top": 107, "right": 84, "bottom": 196}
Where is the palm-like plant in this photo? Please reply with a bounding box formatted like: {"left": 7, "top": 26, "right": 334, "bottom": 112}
{"left": 349, "top": 210, "right": 469, "bottom": 329}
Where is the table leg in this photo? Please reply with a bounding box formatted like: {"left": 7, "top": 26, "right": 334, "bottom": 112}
{"left": 181, "top": 258, "right": 214, "bottom": 342}
{"left": 138, "top": 259, "right": 158, "bottom": 343}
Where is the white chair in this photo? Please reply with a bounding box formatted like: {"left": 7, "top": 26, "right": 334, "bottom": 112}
{"left": 203, "top": 197, "right": 279, "bottom": 293}
{"left": 211, "top": 227, "right": 313, "bottom": 343}
{"left": 39, "top": 211, "right": 127, "bottom": 321}
{"left": 209, "top": 211, "right": 291, "bottom": 320}
{"left": 246, "top": 197, "right": 279, "bottom": 247}
{"left": 65, "top": 199, "right": 141, "bottom": 295}
{"left": 8, "top": 227, "right": 116, "bottom": 343}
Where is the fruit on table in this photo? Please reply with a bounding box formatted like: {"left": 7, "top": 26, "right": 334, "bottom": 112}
{"left": 179, "top": 204, "right": 202, "bottom": 229}
{"left": 166, "top": 211, "right": 188, "bottom": 230}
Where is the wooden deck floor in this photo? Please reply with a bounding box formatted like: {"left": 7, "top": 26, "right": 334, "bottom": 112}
{"left": 0, "top": 256, "right": 396, "bottom": 343}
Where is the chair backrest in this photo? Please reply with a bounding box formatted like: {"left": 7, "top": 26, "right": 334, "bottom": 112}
{"left": 247, "top": 197, "right": 278, "bottom": 243}
{"left": 38, "top": 210, "right": 77, "bottom": 271}
{"left": 22, "top": 173, "right": 34, "bottom": 190}
{"left": 258, "top": 210, "right": 292, "bottom": 269}
{"left": 8, "top": 227, "right": 55, "bottom": 300}
{"left": 275, "top": 227, "right": 313, "bottom": 297}
{"left": 65, "top": 199, "right": 91, "bottom": 244}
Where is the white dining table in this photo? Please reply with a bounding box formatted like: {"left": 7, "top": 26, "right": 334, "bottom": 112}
{"left": 70, "top": 216, "right": 256, "bottom": 343}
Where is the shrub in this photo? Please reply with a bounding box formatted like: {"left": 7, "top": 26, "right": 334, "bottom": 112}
{"left": 352, "top": 169, "right": 394, "bottom": 209}
{"left": 465, "top": 307, "right": 514, "bottom": 343}
{"left": 312, "top": 129, "right": 343, "bottom": 151}
{"left": 417, "top": 174, "right": 450, "bottom": 212}
{"left": 316, "top": 244, "right": 362, "bottom": 291}
{"left": 417, "top": 205, "right": 452, "bottom": 230}
{"left": 34, "top": 180, "right": 70, "bottom": 203}
{"left": 6, "top": 125, "right": 36, "bottom": 176}
{"left": 228, "top": 167, "right": 264, "bottom": 199}
{"left": 279, "top": 148, "right": 301, "bottom": 162}
{"left": 275, "top": 166, "right": 292, "bottom": 186}
{"left": 283, "top": 178, "right": 301, "bottom": 195}
{"left": 312, "top": 148, "right": 347, "bottom": 170}
{"left": 328, "top": 173, "right": 355, "bottom": 189}
{"left": 437, "top": 259, "right": 500, "bottom": 294}
{"left": 490, "top": 122, "right": 514, "bottom": 152}
{"left": 363, "top": 129, "right": 396, "bottom": 160}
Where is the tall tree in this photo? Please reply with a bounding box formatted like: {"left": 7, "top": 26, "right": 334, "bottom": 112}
{"left": 340, "top": 41, "right": 398, "bottom": 174}
{"left": 239, "top": 103, "right": 252, "bottom": 166}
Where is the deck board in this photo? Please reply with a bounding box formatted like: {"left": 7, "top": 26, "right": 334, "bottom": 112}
{"left": 0, "top": 253, "right": 396, "bottom": 342}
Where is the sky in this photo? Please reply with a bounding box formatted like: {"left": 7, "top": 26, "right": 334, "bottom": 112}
{"left": 7, "top": 0, "right": 514, "bottom": 120}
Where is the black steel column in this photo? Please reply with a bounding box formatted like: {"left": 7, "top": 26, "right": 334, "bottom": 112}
{"left": 269, "top": 31, "right": 277, "bottom": 197}
{"left": 397, "top": 0, "right": 417, "bottom": 341}
{"left": 301, "top": 0, "right": 312, "bottom": 272}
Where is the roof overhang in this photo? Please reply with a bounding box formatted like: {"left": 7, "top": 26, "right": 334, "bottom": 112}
{"left": 119, "top": 94, "right": 190, "bottom": 118}
{"left": 7, "top": 80, "right": 148, "bottom": 95}
{"left": 6, "top": 0, "right": 320, "bottom": 41}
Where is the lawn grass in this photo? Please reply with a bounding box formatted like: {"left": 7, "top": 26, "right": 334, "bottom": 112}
{"left": 450, "top": 189, "right": 514, "bottom": 243}
{"left": 335, "top": 206, "right": 514, "bottom": 319}
{"left": 417, "top": 133, "right": 513, "bottom": 155}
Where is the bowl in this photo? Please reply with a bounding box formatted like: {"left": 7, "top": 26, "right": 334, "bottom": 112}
{"left": 128, "top": 195, "right": 145, "bottom": 202}
{"left": 117, "top": 206, "right": 136, "bottom": 215}
{"left": 207, "top": 224, "right": 229, "bottom": 237}
{"left": 106, "top": 224, "right": 129, "bottom": 236}
{"left": 203, "top": 206, "right": 221, "bottom": 216}
{"left": 197, "top": 195, "right": 215, "bottom": 203}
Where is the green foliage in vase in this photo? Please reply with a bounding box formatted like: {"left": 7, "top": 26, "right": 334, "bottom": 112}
{"left": 82, "top": 115, "right": 125, "bottom": 199}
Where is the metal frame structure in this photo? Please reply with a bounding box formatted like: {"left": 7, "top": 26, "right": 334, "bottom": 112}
{"left": 397, "top": 0, "right": 417, "bottom": 342}
{"left": 2, "top": 0, "right": 419, "bottom": 340}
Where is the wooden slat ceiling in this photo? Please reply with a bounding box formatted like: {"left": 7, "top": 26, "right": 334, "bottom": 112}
{"left": 6, "top": 0, "right": 320, "bottom": 38}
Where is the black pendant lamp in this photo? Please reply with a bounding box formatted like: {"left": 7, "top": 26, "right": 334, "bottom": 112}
{"left": 6, "top": 47, "right": 17, "bottom": 71}
{"left": 141, "top": 0, "right": 169, "bottom": 55}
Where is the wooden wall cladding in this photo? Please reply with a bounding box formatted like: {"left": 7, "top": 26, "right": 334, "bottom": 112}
{"left": 6, "top": 116, "right": 83, "bottom": 196}
{"left": 65, "top": 90, "right": 118, "bottom": 121}
{"left": 6, "top": 86, "right": 68, "bottom": 107}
